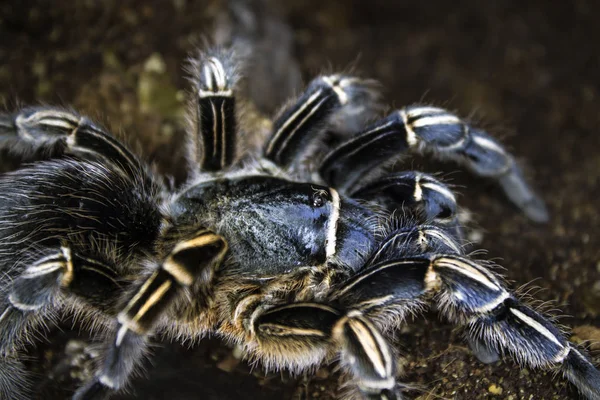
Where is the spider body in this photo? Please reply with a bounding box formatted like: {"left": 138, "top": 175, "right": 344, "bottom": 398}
{"left": 171, "top": 175, "right": 375, "bottom": 274}
{"left": 0, "top": 47, "right": 598, "bottom": 400}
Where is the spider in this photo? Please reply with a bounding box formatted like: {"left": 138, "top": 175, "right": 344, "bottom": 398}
{"left": 0, "top": 46, "right": 598, "bottom": 400}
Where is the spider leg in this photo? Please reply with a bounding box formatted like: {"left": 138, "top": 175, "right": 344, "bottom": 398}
{"left": 73, "top": 230, "right": 227, "bottom": 400}
{"left": 252, "top": 303, "right": 400, "bottom": 400}
{"left": 320, "top": 106, "right": 548, "bottom": 222}
{"left": 335, "top": 252, "right": 600, "bottom": 399}
{"left": 0, "top": 128, "right": 163, "bottom": 397}
{"left": 355, "top": 221, "right": 499, "bottom": 363}
{"left": 7, "top": 246, "right": 123, "bottom": 314}
{"left": 263, "top": 75, "right": 378, "bottom": 169}
{"left": 187, "top": 49, "right": 240, "bottom": 172}
{"left": 352, "top": 171, "right": 462, "bottom": 239}
{"left": 0, "top": 244, "right": 124, "bottom": 399}
{"left": 0, "top": 106, "right": 155, "bottom": 191}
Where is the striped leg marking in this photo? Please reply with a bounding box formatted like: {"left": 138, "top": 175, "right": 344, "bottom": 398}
{"left": 334, "top": 311, "right": 398, "bottom": 399}
{"left": 265, "top": 75, "right": 376, "bottom": 168}
{"left": 253, "top": 303, "right": 399, "bottom": 399}
{"left": 426, "top": 255, "right": 599, "bottom": 398}
{"left": 9, "top": 246, "right": 121, "bottom": 313}
{"left": 116, "top": 230, "right": 227, "bottom": 338}
{"left": 352, "top": 171, "right": 459, "bottom": 229}
{"left": 334, "top": 254, "right": 600, "bottom": 398}
{"left": 9, "top": 246, "right": 73, "bottom": 311}
{"left": 320, "top": 105, "right": 548, "bottom": 221}
{"left": 9, "top": 107, "right": 145, "bottom": 175}
{"left": 192, "top": 52, "right": 238, "bottom": 171}
{"left": 79, "top": 231, "right": 227, "bottom": 398}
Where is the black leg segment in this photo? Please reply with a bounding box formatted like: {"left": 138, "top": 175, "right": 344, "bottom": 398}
{"left": 189, "top": 50, "right": 239, "bottom": 172}
{"left": 334, "top": 253, "right": 600, "bottom": 399}
{"left": 352, "top": 171, "right": 460, "bottom": 232}
{"left": 320, "top": 106, "right": 548, "bottom": 222}
{"left": 264, "top": 75, "right": 377, "bottom": 168}
{"left": 253, "top": 303, "right": 400, "bottom": 400}
{"left": 0, "top": 107, "right": 146, "bottom": 177}
{"left": 74, "top": 230, "right": 227, "bottom": 400}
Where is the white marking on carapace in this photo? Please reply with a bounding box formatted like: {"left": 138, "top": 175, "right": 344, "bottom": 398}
{"left": 266, "top": 89, "right": 324, "bottom": 156}
{"left": 326, "top": 188, "right": 341, "bottom": 259}
{"left": 435, "top": 258, "right": 500, "bottom": 290}
{"left": 509, "top": 308, "right": 565, "bottom": 348}
{"left": 399, "top": 109, "right": 418, "bottom": 147}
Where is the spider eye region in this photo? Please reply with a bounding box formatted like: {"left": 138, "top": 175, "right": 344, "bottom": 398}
{"left": 312, "top": 193, "right": 325, "bottom": 208}
{"left": 311, "top": 188, "right": 330, "bottom": 208}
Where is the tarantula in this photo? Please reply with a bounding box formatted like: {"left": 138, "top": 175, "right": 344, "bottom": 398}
{"left": 0, "top": 47, "right": 598, "bottom": 400}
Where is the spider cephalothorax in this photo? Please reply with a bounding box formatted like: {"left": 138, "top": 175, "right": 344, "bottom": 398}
{"left": 0, "top": 46, "right": 598, "bottom": 400}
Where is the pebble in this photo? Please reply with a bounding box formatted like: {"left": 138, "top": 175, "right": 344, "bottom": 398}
{"left": 488, "top": 383, "right": 503, "bottom": 395}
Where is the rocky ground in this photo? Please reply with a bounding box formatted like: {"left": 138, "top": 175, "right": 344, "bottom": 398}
{"left": 0, "top": 0, "right": 599, "bottom": 399}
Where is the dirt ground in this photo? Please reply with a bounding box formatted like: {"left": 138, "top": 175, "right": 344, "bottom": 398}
{"left": 0, "top": 0, "right": 599, "bottom": 399}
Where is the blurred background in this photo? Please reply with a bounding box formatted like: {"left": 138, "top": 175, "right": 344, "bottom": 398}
{"left": 1, "top": 0, "right": 599, "bottom": 398}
